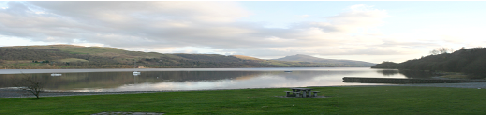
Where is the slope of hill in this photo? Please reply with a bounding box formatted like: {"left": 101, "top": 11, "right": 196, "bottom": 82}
{"left": 273, "top": 54, "right": 376, "bottom": 67}
{"left": 372, "top": 48, "right": 486, "bottom": 78}
{"left": 232, "top": 55, "right": 264, "bottom": 61}
{"left": 0, "top": 45, "right": 341, "bottom": 69}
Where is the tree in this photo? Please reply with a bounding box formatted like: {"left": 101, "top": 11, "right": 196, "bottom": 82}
{"left": 438, "top": 48, "right": 454, "bottom": 54}
{"left": 430, "top": 49, "right": 440, "bottom": 55}
{"left": 430, "top": 48, "right": 454, "bottom": 55}
{"left": 15, "top": 74, "right": 45, "bottom": 99}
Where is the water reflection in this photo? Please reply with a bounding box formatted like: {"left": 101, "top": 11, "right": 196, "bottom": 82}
{"left": 398, "top": 70, "right": 434, "bottom": 79}
{"left": 0, "top": 68, "right": 433, "bottom": 92}
{"left": 376, "top": 69, "right": 399, "bottom": 76}
{"left": 374, "top": 69, "right": 434, "bottom": 79}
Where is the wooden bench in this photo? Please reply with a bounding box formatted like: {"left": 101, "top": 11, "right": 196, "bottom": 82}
{"left": 311, "top": 91, "right": 320, "bottom": 97}
{"left": 284, "top": 91, "right": 293, "bottom": 97}
{"left": 294, "top": 92, "right": 301, "bottom": 98}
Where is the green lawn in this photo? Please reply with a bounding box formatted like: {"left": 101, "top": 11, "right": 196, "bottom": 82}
{"left": 1, "top": 86, "right": 486, "bottom": 114}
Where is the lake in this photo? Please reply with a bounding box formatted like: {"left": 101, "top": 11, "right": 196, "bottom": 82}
{"left": 0, "top": 67, "right": 433, "bottom": 92}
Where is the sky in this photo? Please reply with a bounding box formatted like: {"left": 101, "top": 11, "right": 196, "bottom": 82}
{"left": 1, "top": 1, "right": 485, "bottom": 64}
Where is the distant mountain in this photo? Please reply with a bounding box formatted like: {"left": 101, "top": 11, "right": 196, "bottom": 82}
{"left": 273, "top": 54, "right": 376, "bottom": 67}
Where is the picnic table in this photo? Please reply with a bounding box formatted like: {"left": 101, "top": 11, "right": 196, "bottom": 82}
{"left": 285, "top": 88, "right": 320, "bottom": 98}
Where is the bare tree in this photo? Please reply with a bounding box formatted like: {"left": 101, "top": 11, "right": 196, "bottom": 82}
{"left": 430, "top": 48, "right": 454, "bottom": 55}
{"left": 430, "top": 49, "right": 440, "bottom": 55}
{"left": 438, "top": 48, "right": 454, "bottom": 54}
{"left": 15, "top": 73, "right": 44, "bottom": 99}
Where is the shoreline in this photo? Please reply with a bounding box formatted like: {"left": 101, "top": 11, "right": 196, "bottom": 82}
{"left": 3, "top": 82, "right": 486, "bottom": 98}
{"left": 0, "top": 67, "right": 370, "bottom": 74}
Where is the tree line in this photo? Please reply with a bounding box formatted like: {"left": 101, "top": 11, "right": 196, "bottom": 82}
{"left": 372, "top": 47, "right": 486, "bottom": 78}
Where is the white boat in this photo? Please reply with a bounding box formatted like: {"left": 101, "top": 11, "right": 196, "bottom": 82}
{"left": 132, "top": 60, "right": 141, "bottom": 75}
{"left": 133, "top": 71, "right": 141, "bottom": 75}
{"left": 51, "top": 73, "right": 62, "bottom": 76}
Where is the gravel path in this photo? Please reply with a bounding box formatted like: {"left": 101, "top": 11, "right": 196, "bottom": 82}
{"left": 0, "top": 88, "right": 174, "bottom": 98}
{"left": 3, "top": 82, "right": 486, "bottom": 98}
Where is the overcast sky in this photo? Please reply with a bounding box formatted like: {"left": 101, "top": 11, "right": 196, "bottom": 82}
{"left": 1, "top": 1, "right": 485, "bottom": 63}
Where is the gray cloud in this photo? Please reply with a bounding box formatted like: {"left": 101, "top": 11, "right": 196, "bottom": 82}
{"left": 0, "top": 2, "right": 422, "bottom": 61}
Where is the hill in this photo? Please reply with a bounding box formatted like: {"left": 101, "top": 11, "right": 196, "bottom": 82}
{"left": 273, "top": 54, "right": 376, "bottom": 67}
{"left": 372, "top": 47, "right": 486, "bottom": 78}
{"left": 232, "top": 55, "right": 263, "bottom": 61}
{"left": 0, "top": 45, "right": 344, "bottom": 69}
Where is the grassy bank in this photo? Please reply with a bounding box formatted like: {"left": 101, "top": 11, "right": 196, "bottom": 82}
{"left": 1, "top": 86, "right": 486, "bottom": 114}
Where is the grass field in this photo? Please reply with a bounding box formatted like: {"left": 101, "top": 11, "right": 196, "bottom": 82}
{"left": 1, "top": 86, "right": 486, "bottom": 114}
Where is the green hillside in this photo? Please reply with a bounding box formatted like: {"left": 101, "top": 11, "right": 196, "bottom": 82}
{"left": 0, "top": 45, "right": 337, "bottom": 69}
{"left": 273, "top": 54, "right": 376, "bottom": 67}
{"left": 372, "top": 47, "right": 486, "bottom": 79}
{"left": 232, "top": 55, "right": 264, "bottom": 61}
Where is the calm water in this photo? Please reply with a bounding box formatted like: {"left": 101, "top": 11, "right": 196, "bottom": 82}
{"left": 0, "top": 67, "right": 432, "bottom": 92}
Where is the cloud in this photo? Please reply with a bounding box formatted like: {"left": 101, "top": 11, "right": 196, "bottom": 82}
{"left": 293, "top": 4, "right": 387, "bottom": 33}
{"left": 300, "top": 15, "right": 310, "bottom": 18}
{"left": 0, "top": 2, "right": 416, "bottom": 62}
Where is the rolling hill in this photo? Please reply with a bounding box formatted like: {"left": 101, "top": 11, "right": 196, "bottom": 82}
{"left": 273, "top": 54, "right": 376, "bottom": 67}
{"left": 0, "top": 45, "right": 354, "bottom": 69}
{"left": 371, "top": 47, "right": 486, "bottom": 78}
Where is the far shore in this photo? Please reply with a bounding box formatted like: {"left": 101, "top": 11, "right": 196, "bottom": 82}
{"left": 0, "top": 67, "right": 370, "bottom": 74}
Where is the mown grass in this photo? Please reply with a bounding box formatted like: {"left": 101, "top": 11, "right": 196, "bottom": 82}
{"left": 1, "top": 86, "right": 486, "bottom": 114}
